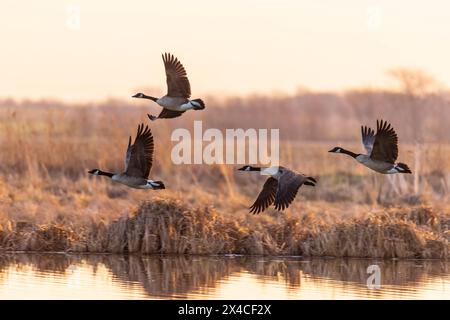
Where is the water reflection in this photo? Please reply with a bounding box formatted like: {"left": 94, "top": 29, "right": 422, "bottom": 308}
{"left": 0, "top": 254, "right": 448, "bottom": 299}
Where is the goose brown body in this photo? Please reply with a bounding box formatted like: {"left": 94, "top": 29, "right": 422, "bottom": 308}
{"left": 88, "top": 124, "right": 165, "bottom": 190}
{"left": 132, "top": 53, "right": 205, "bottom": 121}
{"left": 238, "top": 165, "right": 317, "bottom": 214}
{"left": 329, "top": 120, "right": 412, "bottom": 174}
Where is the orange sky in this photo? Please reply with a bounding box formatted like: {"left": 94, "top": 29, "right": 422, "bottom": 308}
{"left": 1, "top": 0, "right": 450, "bottom": 102}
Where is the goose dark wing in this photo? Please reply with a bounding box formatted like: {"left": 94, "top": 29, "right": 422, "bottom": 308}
{"left": 157, "top": 108, "right": 185, "bottom": 119}
{"left": 361, "top": 125, "right": 376, "bottom": 155}
{"left": 369, "top": 120, "right": 398, "bottom": 164}
{"left": 162, "top": 53, "right": 191, "bottom": 98}
{"left": 274, "top": 171, "right": 306, "bottom": 211}
{"left": 249, "top": 177, "right": 278, "bottom": 214}
{"left": 125, "top": 124, "right": 154, "bottom": 178}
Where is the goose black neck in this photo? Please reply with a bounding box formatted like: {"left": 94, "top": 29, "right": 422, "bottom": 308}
{"left": 140, "top": 94, "right": 158, "bottom": 102}
{"left": 248, "top": 166, "right": 262, "bottom": 171}
{"left": 340, "top": 148, "right": 359, "bottom": 158}
{"left": 97, "top": 170, "right": 114, "bottom": 178}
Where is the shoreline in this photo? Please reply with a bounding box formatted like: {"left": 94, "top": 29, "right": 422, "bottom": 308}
{"left": 1, "top": 199, "right": 448, "bottom": 259}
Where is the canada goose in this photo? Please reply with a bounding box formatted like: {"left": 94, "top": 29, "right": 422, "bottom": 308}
{"left": 329, "top": 119, "right": 412, "bottom": 174}
{"left": 88, "top": 124, "right": 165, "bottom": 189}
{"left": 238, "top": 165, "right": 316, "bottom": 214}
{"left": 132, "top": 53, "right": 205, "bottom": 121}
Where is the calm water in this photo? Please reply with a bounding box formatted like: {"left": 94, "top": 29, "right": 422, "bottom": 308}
{"left": 0, "top": 253, "right": 448, "bottom": 299}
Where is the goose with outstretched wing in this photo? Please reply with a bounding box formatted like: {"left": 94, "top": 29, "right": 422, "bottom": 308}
{"left": 132, "top": 53, "right": 205, "bottom": 121}
{"left": 88, "top": 124, "right": 165, "bottom": 189}
{"left": 238, "top": 165, "right": 316, "bottom": 214}
{"left": 329, "top": 119, "right": 412, "bottom": 174}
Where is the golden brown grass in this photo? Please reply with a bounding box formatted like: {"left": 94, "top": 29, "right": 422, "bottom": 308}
{"left": 0, "top": 198, "right": 448, "bottom": 258}
{"left": 0, "top": 89, "right": 449, "bottom": 258}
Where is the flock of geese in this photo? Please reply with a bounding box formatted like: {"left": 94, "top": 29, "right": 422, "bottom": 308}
{"left": 88, "top": 53, "right": 412, "bottom": 214}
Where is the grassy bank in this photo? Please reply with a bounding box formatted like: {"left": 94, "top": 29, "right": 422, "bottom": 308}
{"left": 1, "top": 198, "right": 448, "bottom": 258}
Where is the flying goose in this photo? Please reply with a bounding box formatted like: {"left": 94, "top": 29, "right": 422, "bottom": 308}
{"left": 88, "top": 124, "right": 165, "bottom": 189}
{"left": 132, "top": 53, "right": 205, "bottom": 121}
{"left": 329, "top": 119, "right": 412, "bottom": 174}
{"left": 238, "top": 165, "right": 317, "bottom": 214}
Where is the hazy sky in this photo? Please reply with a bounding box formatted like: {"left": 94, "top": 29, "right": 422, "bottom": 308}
{"left": 2, "top": 0, "right": 450, "bottom": 102}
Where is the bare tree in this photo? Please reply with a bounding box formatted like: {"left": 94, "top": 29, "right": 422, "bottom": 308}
{"left": 388, "top": 68, "right": 438, "bottom": 98}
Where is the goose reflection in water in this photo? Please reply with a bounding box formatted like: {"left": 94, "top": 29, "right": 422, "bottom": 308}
{"left": 0, "top": 254, "right": 448, "bottom": 299}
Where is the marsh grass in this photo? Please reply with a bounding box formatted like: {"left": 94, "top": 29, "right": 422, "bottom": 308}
{"left": 0, "top": 89, "right": 449, "bottom": 257}
{"left": 0, "top": 198, "right": 448, "bottom": 258}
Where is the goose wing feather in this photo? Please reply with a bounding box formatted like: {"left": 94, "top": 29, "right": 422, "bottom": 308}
{"left": 249, "top": 177, "right": 278, "bottom": 214}
{"left": 369, "top": 120, "right": 398, "bottom": 164}
{"left": 361, "top": 125, "right": 376, "bottom": 155}
{"left": 162, "top": 53, "right": 191, "bottom": 98}
{"left": 157, "top": 108, "right": 185, "bottom": 119}
{"left": 274, "top": 170, "right": 307, "bottom": 211}
{"left": 125, "top": 124, "right": 154, "bottom": 178}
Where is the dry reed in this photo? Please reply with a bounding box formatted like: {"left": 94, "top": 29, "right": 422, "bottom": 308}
{"left": 1, "top": 87, "right": 450, "bottom": 258}
{"left": 0, "top": 199, "right": 448, "bottom": 258}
